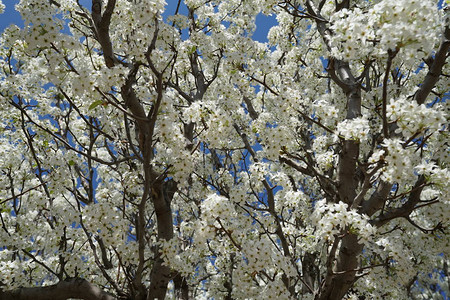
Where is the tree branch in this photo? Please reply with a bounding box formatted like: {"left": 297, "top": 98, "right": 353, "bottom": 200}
{"left": 373, "top": 176, "right": 426, "bottom": 227}
{"left": 360, "top": 181, "right": 392, "bottom": 217}
{"left": 382, "top": 49, "right": 398, "bottom": 138}
{"left": 0, "top": 278, "right": 116, "bottom": 300}
{"left": 92, "top": 0, "right": 117, "bottom": 68}
{"left": 414, "top": 18, "right": 450, "bottom": 105}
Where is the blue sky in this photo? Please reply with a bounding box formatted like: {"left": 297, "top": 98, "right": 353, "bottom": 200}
{"left": 0, "top": 0, "right": 276, "bottom": 42}
{"left": 0, "top": 1, "right": 21, "bottom": 30}
{"left": 1, "top": 0, "right": 447, "bottom": 41}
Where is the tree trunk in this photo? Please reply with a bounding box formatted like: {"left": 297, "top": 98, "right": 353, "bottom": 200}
{"left": 147, "top": 180, "right": 176, "bottom": 300}
{"left": 317, "top": 234, "right": 363, "bottom": 300}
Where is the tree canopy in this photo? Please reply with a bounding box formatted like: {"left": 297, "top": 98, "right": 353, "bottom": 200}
{"left": 0, "top": 0, "right": 449, "bottom": 299}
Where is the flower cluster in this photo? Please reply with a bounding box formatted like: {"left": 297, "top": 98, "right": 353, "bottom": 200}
{"left": 336, "top": 116, "right": 370, "bottom": 142}
{"left": 311, "top": 200, "right": 376, "bottom": 242}
{"left": 160, "top": 238, "right": 198, "bottom": 277}
{"left": 82, "top": 199, "right": 128, "bottom": 247}
{"left": 387, "top": 96, "right": 446, "bottom": 138}
{"left": 0, "top": 0, "right": 448, "bottom": 298}
{"left": 380, "top": 138, "right": 417, "bottom": 183}
{"left": 316, "top": 150, "right": 337, "bottom": 171}
{"left": 313, "top": 98, "right": 339, "bottom": 127}
{"left": 201, "top": 194, "right": 235, "bottom": 224}
{"left": 330, "top": 0, "right": 440, "bottom": 62}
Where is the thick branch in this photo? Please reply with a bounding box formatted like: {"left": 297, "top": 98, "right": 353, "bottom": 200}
{"left": 243, "top": 96, "right": 259, "bottom": 120}
{"left": 147, "top": 180, "right": 177, "bottom": 300}
{"left": 351, "top": 161, "right": 386, "bottom": 210}
{"left": 92, "top": 0, "right": 117, "bottom": 68}
{"left": 317, "top": 234, "right": 363, "bottom": 300}
{"left": 373, "top": 176, "right": 426, "bottom": 227}
{"left": 306, "top": 3, "right": 365, "bottom": 299}
{"left": 414, "top": 20, "right": 450, "bottom": 105}
{"left": 382, "top": 49, "right": 398, "bottom": 138}
{"left": 360, "top": 181, "right": 392, "bottom": 217}
{"left": 0, "top": 278, "right": 116, "bottom": 300}
{"left": 279, "top": 155, "right": 312, "bottom": 176}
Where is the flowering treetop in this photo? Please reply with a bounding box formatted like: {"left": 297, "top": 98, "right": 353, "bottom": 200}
{"left": 0, "top": 0, "right": 448, "bottom": 299}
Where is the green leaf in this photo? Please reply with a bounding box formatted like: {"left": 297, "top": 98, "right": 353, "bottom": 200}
{"left": 89, "top": 100, "right": 103, "bottom": 110}
{"left": 68, "top": 160, "right": 75, "bottom": 166}
{"left": 188, "top": 45, "right": 197, "bottom": 55}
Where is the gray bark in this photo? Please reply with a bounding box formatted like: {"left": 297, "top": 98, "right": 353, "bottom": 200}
{"left": 0, "top": 278, "right": 116, "bottom": 300}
